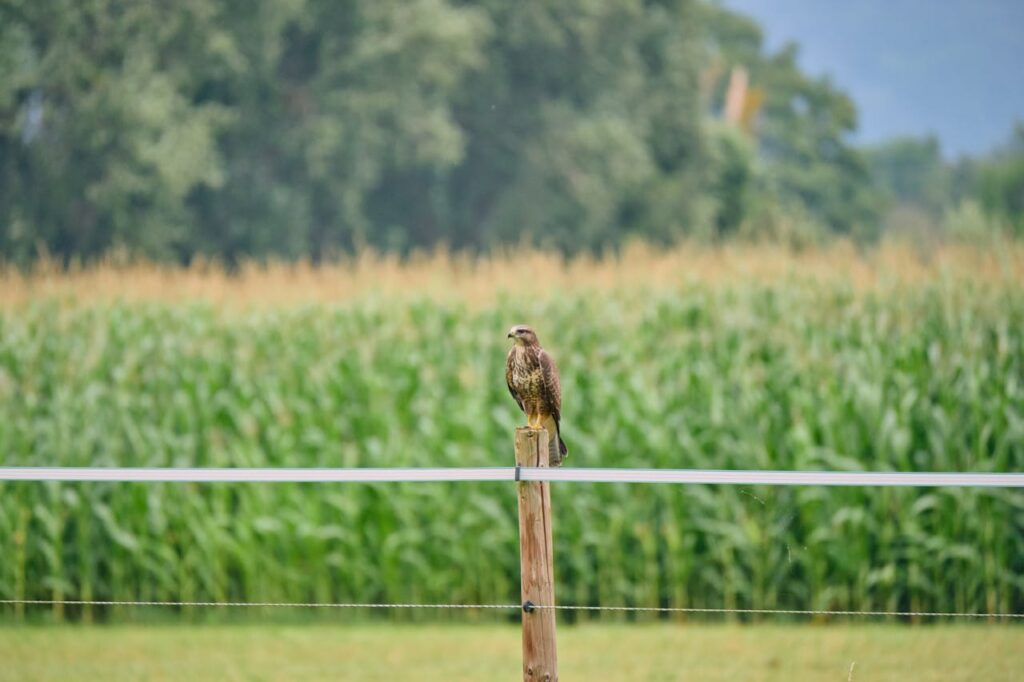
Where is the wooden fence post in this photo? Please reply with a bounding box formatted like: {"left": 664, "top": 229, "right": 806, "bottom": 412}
{"left": 515, "top": 427, "right": 558, "bottom": 682}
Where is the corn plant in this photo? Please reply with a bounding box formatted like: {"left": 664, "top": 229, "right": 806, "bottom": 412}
{"left": 1, "top": 278, "right": 1022, "bottom": 621}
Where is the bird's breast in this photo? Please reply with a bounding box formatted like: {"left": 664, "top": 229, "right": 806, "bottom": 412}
{"left": 510, "top": 349, "right": 543, "bottom": 399}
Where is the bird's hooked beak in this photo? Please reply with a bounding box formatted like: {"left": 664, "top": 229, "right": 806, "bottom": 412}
{"left": 507, "top": 325, "right": 532, "bottom": 344}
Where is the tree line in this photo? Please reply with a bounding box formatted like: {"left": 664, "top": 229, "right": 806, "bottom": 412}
{"left": 866, "top": 125, "right": 1024, "bottom": 240}
{"left": 0, "top": 1, "right": 1018, "bottom": 265}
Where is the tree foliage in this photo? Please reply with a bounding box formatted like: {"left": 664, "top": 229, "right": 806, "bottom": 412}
{"left": 975, "top": 124, "right": 1024, "bottom": 237}
{"left": 866, "top": 124, "right": 1024, "bottom": 238}
{"left": 700, "top": 4, "right": 879, "bottom": 241}
{"left": 1, "top": 0, "right": 890, "bottom": 264}
{"left": 865, "top": 136, "right": 948, "bottom": 217}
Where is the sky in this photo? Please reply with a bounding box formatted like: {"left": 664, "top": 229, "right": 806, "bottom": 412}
{"left": 719, "top": 0, "right": 1024, "bottom": 157}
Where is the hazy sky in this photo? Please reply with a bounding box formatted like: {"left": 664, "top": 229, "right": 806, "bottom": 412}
{"left": 719, "top": 0, "right": 1024, "bottom": 157}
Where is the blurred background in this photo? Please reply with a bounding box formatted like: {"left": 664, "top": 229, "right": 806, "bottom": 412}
{"left": 1, "top": 2, "right": 1023, "bottom": 680}
{"left": 1, "top": 0, "right": 1021, "bottom": 263}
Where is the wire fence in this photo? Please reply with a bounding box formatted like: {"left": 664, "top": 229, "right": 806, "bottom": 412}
{"left": 3, "top": 466, "right": 1024, "bottom": 487}
{"left": 3, "top": 599, "right": 1022, "bottom": 620}
{"left": 4, "top": 465, "right": 1023, "bottom": 622}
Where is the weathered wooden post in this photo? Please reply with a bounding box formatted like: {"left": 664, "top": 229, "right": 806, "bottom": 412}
{"left": 514, "top": 427, "right": 558, "bottom": 682}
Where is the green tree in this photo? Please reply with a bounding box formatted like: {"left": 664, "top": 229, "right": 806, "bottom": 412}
{"left": 187, "top": 0, "right": 489, "bottom": 262}
{"left": 864, "top": 136, "right": 949, "bottom": 217}
{"left": 0, "top": 0, "right": 489, "bottom": 264}
{"left": 701, "top": 4, "right": 879, "bottom": 239}
{"left": 1, "top": 0, "right": 892, "bottom": 264}
{"left": 402, "top": 0, "right": 707, "bottom": 253}
{"left": 704, "top": 122, "right": 755, "bottom": 239}
{"left": 0, "top": 0, "right": 230, "bottom": 262}
{"left": 975, "top": 124, "right": 1024, "bottom": 236}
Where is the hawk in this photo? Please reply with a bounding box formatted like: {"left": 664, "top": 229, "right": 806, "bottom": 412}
{"left": 506, "top": 325, "right": 568, "bottom": 466}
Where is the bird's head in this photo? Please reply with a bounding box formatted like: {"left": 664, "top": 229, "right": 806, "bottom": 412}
{"left": 507, "top": 324, "right": 539, "bottom": 347}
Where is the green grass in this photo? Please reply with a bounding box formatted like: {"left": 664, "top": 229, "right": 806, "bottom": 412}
{"left": 1, "top": 623, "right": 1022, "bottom": 681}
{"left": 1, "top": 278, "right": 1023, "bottom": 619}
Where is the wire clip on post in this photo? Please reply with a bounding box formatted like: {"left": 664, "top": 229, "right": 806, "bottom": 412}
{"left": 523, "top": 600, "right": 536, "bottom": 613}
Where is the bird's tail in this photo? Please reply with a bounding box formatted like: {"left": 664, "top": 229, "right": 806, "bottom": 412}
{"left": 541, "top": 415, "right": 567, "bottom": 466}
{"left": 549, "top": 432, "right": 567, "bottom": 467}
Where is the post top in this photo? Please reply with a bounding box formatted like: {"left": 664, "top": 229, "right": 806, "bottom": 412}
{"left": 514, "top": 427, "right": 550, "bottom": 467}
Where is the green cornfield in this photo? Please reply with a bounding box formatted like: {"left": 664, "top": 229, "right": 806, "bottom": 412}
{"left": 1, "top": 273, "right": 1023, "bottom": 621}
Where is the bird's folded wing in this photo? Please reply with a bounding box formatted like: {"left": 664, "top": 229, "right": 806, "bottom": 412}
{"left": 539, "top": 349, "right": 561, "bottom": 417}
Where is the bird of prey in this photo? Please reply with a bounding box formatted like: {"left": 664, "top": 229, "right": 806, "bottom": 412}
{"left": 506, "top": 325, "right": 568, "bottom": 466}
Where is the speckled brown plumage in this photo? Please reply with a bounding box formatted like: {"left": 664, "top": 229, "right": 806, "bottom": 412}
{"left": 506, "top": 325, "right": 567, "bottom": 466}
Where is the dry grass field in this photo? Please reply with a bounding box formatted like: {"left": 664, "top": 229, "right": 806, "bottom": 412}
{"left": 2, "top": 240, "right": 1021, "bottom": 308}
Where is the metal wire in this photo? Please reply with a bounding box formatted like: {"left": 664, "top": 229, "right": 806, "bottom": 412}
{"left": 4, "top": 467, "right": 1022, "bottom": 623}
{"left": 0, "top": 599, "right": 517, "bottom": 610}
{"left": 3, "top": 599, "right": 1020, "bottom": 619}
{"left": 538, "top": 605, "right": 1024, "bottom": 619}
{"left": 2, "top": 466, "right": 1023, "bottom": 487}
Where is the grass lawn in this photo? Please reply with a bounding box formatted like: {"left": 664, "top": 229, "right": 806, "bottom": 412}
{"left": 0, "top": 622, "right": 1021, "bottom": 681}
